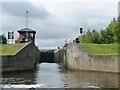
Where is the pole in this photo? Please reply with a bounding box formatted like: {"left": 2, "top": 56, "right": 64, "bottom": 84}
{"left": 12, "top": 31, "right": 14, "bottom": 44}
{"left": 8, "top": 32, "right": 9, "bottom": 44}
{"left": 26, "top": 11, "right": 28, "bottom": 28}
{"left": 26, "top": 11, "right": 28, "bottom": 42}
{"left": 80, "top": 33, "right": 82, "bottom": 43}
{"left": 12, "top": 39, "right": 13, "bottom": 44}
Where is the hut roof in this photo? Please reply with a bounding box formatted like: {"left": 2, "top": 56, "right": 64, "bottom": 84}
{"left": 17, "top": 28, "right": 36, "bottom": 33}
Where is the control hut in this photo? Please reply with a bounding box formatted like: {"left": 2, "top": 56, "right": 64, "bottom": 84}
{"left": 15, "top": 28, "right": 36, "bottom": 43}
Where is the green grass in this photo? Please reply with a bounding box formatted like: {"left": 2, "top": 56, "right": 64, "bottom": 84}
{"left": 0, "top": 43, "right": 26, "bottom": 55}
{"left": 80, "top": 43, "right": 119, "bottom": 55}
{"left": 64, "top": 49, "right": 66, "bottom": 65}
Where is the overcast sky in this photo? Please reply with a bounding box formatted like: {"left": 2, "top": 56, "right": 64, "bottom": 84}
{"left": 1, "top": 0, "right": 119, "bottom": 49}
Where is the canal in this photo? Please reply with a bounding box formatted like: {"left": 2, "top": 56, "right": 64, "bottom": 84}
{"left": 2, "top": 63, "right": 119, "bottom": 88}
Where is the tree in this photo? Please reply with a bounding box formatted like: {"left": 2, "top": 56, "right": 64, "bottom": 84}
{"left": 79, "top": 16, "right": 119, "bottom": 44}
{"left": 105, "top": 17, "right": 118, "bottom": 43}
{"left": 118, "top": 15, "right": 120, "bottom": 43}
{"left": 98, "top": 17, "right": 118, "bottom": 44}
{"left": 0, "top": 34, "right": 7, "bottom": 44}
{"left": 91, "top": 30, "right": 101, "bottom": 44}
{"left": 100, "top": 29, "right": 107, "bottom": 44}
{"left": 79, "top": 29, "right": 92, "bottom": 43}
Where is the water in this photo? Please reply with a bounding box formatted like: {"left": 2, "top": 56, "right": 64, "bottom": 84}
{"left": 2, "top": 63, "right": 119, "bottom": 88}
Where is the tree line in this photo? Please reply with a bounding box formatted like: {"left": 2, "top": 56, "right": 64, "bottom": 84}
{"left": 0, "top": 34, "right": 7, "bottom": 44}
{"left": 79, "top": 16, "right": 120, "bottom": 44}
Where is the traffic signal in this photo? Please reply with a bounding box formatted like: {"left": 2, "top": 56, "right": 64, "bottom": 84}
{"left": 80, "top": 28, "right": 83, "bottom": 33}
{"left": 75, "top": 38, "right": 80, "bottom": 43}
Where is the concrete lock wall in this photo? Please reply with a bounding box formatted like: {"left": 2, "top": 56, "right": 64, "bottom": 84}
{"left": 54, "top": 48, "right": 64, "bottom": 63}
{"left": 91, "top": 55, "right": 118, "bottom": 73}
{"left": 66, "top": 42, "right": 119, "bottom": 73}
{"left": 66, "top": 43, "right": 91, "bottom": 71}
{"left": 1, "top": 42, "right": 40, "bottom": 72}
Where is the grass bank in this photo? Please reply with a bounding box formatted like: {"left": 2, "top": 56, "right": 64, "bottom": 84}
{"left": 0, "top": 43, "right": 27, "bottom": 55}
{"left": 80, "top": 43, "right": 118, "bottom": 55}
{"left": 64, "top": 49, "right": 66, "bottom": 65}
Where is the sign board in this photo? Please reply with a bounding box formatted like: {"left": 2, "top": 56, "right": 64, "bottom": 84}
{"left": 8, "top": 31, "right": 14, "bottom": 39}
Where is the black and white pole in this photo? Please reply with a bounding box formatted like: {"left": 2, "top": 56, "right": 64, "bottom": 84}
{"left": 12, "top": 31, "right": 14, "bottom": 44}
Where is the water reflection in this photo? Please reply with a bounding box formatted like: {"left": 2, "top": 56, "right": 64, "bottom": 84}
{"left": 90, "top": 71, "right": 119, "bottom": 88}
{"left": 36, "top": 63, "right": 64, "bottom": 88}
{"left": 2, "top": 70, "right": 36, "bottom": 84}
{"left": 63, "top": 70, "right": 119, "bottom": 88}
{"left": 2, "top": 63, "right": 119, "bottom": 88}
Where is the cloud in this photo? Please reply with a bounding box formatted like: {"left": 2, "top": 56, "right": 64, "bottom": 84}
{"left": 2, "top": 2, "right": 50, "bottom": 20}
{"left": 0, "top": 3, "right": 2, "bottom": 34}
{"left": 1, "top": 2, "right": 51, "bottom": 39}
{"left": 86, "top": 18, "right": 110, "bottom": 30}
{"left": 118, "top": 1, "right": 120, "bottom": 16}
{"left": 35, "top": 38, "right": 66, "bottom": 49}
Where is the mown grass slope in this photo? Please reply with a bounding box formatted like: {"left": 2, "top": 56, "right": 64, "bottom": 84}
{"left": 0, "top": 43, "right": 26, "bottom": 55}
{"left": 80, "top": 43, "right": 118, "bottom": 55}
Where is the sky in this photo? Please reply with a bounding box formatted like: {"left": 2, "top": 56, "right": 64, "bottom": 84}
{"left": 0, "top": 0, "right": 119, "bottom": 49}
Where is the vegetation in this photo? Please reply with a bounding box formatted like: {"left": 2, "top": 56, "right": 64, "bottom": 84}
{"left": 80, "top": 43, "right": 118, "bottom": 55}
{"left": 79, "top": 16, "right": 120, "bottom": 44}
{"left": 0, "top": 34, "right": 7, "bottom": 44}
{"left": 64, "top": 49, "right": 66, "bottom": 65}
{"left": 78, "top": 16, "right": 119, "bottom": 55}
{"left": 0, "top": 43, "right": 26, "bottom": 55}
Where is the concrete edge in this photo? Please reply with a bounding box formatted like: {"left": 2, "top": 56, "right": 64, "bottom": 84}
{"left": 1, "top": 42, "right": 31, "bottom": 56}
{"left": 77, "top": 43, "right": 119, "bottom": 57}
{"left": 91, "top": 55, "right": 119, "bottom": 56}
{"left": 68, "top": 43, "right": 119, "bottom": 57}
{"left": 74, "top": 42, "right": 91, "bottom": 56}
{"left": 54, "top": 49, "right": 59, "bottom": 53}
{"left": 13, "top": 42, "right": 32, "bottom": 55}
{"left": 54, "top": 48, "right": 64, "bottom": 53}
